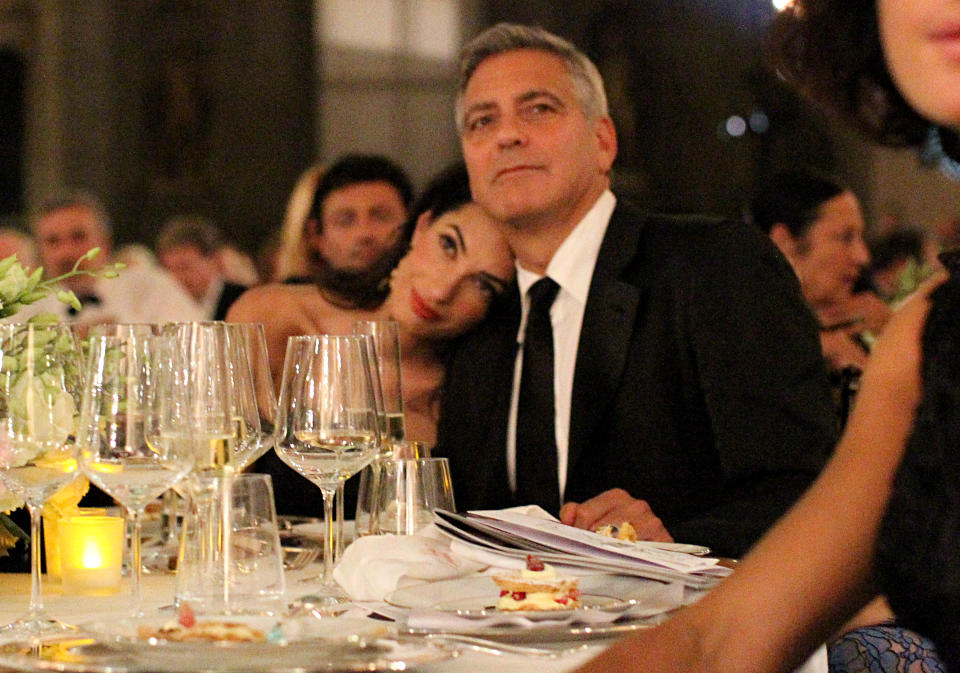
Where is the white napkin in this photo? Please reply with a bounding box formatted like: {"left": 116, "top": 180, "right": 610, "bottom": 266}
{"left": 333, "top": 526, "right": 486, "bottom": 601}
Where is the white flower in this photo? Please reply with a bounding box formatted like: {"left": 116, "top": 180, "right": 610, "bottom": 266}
{"left": 0, "top": 264, "right": 29, "bottom": 305}
{"left": 8, "top": 374, "right": 77, "bottom": 451}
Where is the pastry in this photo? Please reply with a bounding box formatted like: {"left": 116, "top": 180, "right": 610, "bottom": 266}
{"left": 492, "top": 554, "right": 580, "bottom": 611}
{"left": 595, "top": 521, "right": 638, "bottom": 542}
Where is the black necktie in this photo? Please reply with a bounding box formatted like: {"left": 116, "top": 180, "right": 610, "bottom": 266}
{"left": 515, "top": 277, "right": 561, "bottom": 513}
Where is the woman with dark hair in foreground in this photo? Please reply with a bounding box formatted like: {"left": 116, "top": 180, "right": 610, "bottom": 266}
{"left": 575, "top": 1, "right": 960, "bottom": 671}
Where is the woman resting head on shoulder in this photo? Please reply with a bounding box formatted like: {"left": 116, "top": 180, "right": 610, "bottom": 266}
{"left": 572, "top": 2, "right": 960, "bottom": 672}
{"left": 227, "top": 163, "right": 514, "bottom": 446}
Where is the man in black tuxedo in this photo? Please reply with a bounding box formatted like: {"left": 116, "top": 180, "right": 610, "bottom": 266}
{"left": 435, "top": 24, "right": 838, "bottom": 558}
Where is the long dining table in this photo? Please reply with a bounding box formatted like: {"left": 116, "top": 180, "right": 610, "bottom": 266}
{"left": 0, "top": 570, "right": 603, "bottom": 673}
{"left": 0, "top": 568, "right": 828, "bottom": 673}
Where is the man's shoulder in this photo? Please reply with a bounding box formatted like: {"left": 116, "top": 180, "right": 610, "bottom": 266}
{"left": 611, "top": 200, "right": 776, "bottom": 266}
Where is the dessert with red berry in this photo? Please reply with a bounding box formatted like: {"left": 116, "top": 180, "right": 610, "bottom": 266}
{"left": 492, "top": 554, "right": 581, "bottom": 611}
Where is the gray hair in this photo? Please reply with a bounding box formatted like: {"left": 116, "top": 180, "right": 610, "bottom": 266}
{"left": 33, "top": 188, "right": 113, "bottom": 242}
{"left": 455, "top": 23, "right": 609, "bottom": 133}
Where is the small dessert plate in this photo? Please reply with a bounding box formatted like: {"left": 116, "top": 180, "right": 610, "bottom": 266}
{"left": 432, "top": 594, "right": 635, "bottom": 620}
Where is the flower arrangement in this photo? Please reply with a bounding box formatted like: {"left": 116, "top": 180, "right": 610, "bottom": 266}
{"left": 0, "top": 248, "right": 123, "bottom": 557}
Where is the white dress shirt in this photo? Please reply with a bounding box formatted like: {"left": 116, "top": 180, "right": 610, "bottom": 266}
{"left": 507, "top": 190, "right": 617, "bottom": 500}
{"left": 22, "top": 264, "right": 206, "bottom": 325}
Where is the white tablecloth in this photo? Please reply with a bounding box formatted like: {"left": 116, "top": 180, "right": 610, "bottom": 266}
{"left": 0, "top": 571, "right": 826, "bottom": 673}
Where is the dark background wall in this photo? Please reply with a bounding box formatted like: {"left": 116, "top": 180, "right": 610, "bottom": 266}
{"left": 482, "top": 0, "right": 869, "bottom": 218}
{"left": 2, "top": 0, "right": 884, "bottom": 254}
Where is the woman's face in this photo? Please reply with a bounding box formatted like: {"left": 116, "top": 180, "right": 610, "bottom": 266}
{"left": 781, "top": 190, "right": 870, "bottom": 310}
{"left": 388, "top": 203, "right": 515, "bottom": 339}
{"left": 879, "top": 0, "right": 960, "bottom": 129}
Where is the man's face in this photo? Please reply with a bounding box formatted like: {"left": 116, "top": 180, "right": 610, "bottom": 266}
{"left": 310, "top": 180, "right": 407, "bottom": 273}
{"left": 159, "top": 244, "right": 219, "bottom": 302}
{"left": 34, "top": 205, "right": 109, "bottom": 291}
{"left": 459, "top": 49, "right": 617, "bottom": 231}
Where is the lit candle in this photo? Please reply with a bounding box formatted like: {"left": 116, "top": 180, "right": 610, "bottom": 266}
{"left": 58, "top": 515, "right": 124, "bottom": 595}
{"left": 44, "top": 507, "right": 107, "bottom": 581}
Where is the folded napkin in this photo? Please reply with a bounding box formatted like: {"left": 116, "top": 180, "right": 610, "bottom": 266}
{"left": 333, "top": 526, "right": 486, "bottom": 601}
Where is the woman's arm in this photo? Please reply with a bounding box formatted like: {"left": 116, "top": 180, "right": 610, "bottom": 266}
{"left": 574, "top": 282, "right": 935, "bottom": 673}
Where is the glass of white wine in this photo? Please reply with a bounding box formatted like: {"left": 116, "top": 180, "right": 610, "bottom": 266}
{"left": 0, "top": 323, "right": 83, "bottom": 636}
{"left": 274, "top": 335, "right": 379, "bottom": 601}
{"left": 77, "top": 332, "right": 195, "bottom": 616}
{"left": 353, "top": 320, "right": 405, "bottom": 451}
{"left": 353, "top": 320, "right": 404, "bottom": 537}
{"left": 161, "top": 322, "right": 271, "bottom": 473}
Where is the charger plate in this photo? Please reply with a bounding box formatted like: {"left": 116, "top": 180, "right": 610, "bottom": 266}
{"left": 0, "top": 619, "right": 454, "bottom": 673}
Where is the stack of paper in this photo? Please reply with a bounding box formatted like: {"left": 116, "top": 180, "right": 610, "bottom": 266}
{"left": 433, "top": 509, "right": 731, "bottom": 588}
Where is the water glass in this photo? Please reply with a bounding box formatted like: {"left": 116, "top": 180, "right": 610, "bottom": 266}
{"left": 375, "top": 457, "right": 455, "bottom": 535}
{"left": 175, "top": 472, "right": 286, "bottom": 614}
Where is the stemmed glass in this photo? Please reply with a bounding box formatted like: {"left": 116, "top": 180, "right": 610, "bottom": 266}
{"left": 161, "top": 322, "right": 267, "bottom": 472}
{"left": 354, "top": 320, "right": 405, "bottom": 536}
{"left": 0, "top": 323, "right": 83, "bottom": 636}
{"left": 77, "top": 332, "right": 195, "bottom": 616}
{"left": 274, "top": 335, "right": 379, "bottom": 602}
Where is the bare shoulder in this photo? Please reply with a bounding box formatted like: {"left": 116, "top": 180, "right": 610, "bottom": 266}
{"left": 226, "top": 283, "right": 314, "bottom": 322}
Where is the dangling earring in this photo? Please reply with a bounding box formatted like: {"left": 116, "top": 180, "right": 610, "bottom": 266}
{"left": 922, "top": 125, "right": 960, "bottom": 182}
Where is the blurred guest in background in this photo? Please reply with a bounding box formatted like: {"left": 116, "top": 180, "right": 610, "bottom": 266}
{"left": 275, "top": 155, "right": 414, "bottom": 311}
{"left": 156, "top": 214, "right": 249, "bottom": 320}
{"left": 274, "top": 163, "right": 325, "bottom": 282}
{"left": 29, "top": 189, "right": 204, "bottom": 324}
{"left": 751, "top": 170, "right": 876, "bottom": 373}
{"left": 0, "top": 227, "right": 37, "bottom": 268}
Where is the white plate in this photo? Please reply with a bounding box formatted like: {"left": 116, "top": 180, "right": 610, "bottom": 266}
{"left": 0, "top": 632, "right": 454, "bottom": 673}
{"left": 386, "top": 574, "right": 684, "bottom": 642}
{"left": 82, "top": 614, "right": 387, "bottom": 647}
{"left": 432, "top": 593, "right": 635, "bottom": 620}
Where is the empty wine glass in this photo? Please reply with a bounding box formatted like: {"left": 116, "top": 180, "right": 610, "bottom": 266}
{"left": 274, "top": 335, "right": 379, "bottom": 603}
{"left": 0, "top": 323, "right": 83, "bottom": 636}
{"left": 77, "top": 332, "right": 195, "bottom": 616}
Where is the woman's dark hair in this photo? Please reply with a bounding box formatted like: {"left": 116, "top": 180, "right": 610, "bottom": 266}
{"left": 767, "top": 0, "right": 929, "bottom": 148}
{"left": 409, "top": 162, "right": 473, "bottom": 223}
{"left": 750, "top": 170, "right": 846, "bottom": 238}
{"left": 875, "top": 264, "right": 960, "bottom": 671}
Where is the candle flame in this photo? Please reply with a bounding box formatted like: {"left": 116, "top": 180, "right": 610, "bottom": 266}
{"left": 81, "top": 540, "right": 105, "bottom": 568}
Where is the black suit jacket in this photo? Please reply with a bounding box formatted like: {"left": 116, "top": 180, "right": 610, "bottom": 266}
{"left": 435, "top": 200, "right": 838, "bottom": 558}
{"left": 213, "top": 282, "right": 249, "bottom": 321}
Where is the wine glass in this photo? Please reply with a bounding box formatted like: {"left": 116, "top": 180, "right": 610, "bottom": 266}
{"left": 77, "top": 332, "right": 195, "bottom": 616}
{"left": 160, "top": 322, "right": 259, "bottom": 610}
{"left": 274, "top": 335, "right": 379, "bottom": 602}
{"left": 161, "top": 322, "right": 265, "bottom": 473}
{"left": 354, "top": 320, "right": 405, "bottom": 452}
{"left": 353, "top": 320, "right": 405, "bottom": 536}
{"left": 0, "top": 322, "right": 83, "bottom": 636}
{"left": 223, "top": 322, "right": 277, "bottom": 470}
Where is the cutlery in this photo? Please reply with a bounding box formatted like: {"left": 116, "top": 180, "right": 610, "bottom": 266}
{"left": 422, "top": 632, "right": 596, "bottom": 658}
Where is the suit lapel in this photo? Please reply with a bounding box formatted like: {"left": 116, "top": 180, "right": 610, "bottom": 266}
{"left": 473, "top": 288, "right": 521, "bottom": 478}
{"left": 568, "top": 203, "right": 645, "bottom": 472}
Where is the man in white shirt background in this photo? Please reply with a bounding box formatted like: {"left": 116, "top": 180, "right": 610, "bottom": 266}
{"left": 29, "top": 189, "right": 204, "bottom": 325}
